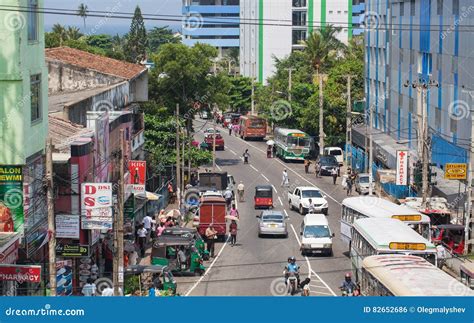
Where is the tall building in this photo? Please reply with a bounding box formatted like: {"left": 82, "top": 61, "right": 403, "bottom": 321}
{"left": 240, "top": 0, "right": 355, "bottom": 83}
{"left": 0, "top": 0, "right": 49, "bottom": 295}
{"left": 182, "top": 0, "right": 240, "bottom": 56}
{"left": 355, "top": 0, "right": 474, "bottom": 201}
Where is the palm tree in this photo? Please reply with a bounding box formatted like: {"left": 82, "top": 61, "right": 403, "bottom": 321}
{"left": 77, "top": 3, "right": 89, "bottom": 31}
{"left": 52, "top": 23, "right": 66, "bottom": 46}
{"left": 65, "top": 26, "right": 83, "bottom": 41}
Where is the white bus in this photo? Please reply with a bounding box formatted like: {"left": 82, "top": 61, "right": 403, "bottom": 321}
{"left": 351, "top": 218, "right": 437, "bottom": 281}
{"left": 340, "top": 196, "right": 431, "bottom": 247}
{"left": 361, "top": 254, "right": 474, "bottom": 296}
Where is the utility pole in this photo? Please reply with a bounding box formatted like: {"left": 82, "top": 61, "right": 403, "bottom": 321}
{"left": 212, "top": 118, "right": 217, "bottom": 171}
{"left": 345, "top": 75, "right": 355, "bottom": 166}
{"left": 318, "top": 74, "right": 328, "bottom": 156}
{"left": 285, "top": 68, "right": 294, "bottom": 102}
{"left": 405, "top": 79, "right": 439, "bottom": 208}
{"left": 113, "top": 129, "right": 125, "bottom": 296}
{"left": 251, "top": 62, "right": 256, "bottom": 115}
{"left": 462, "top": 86, "right": 474, "bottom": 254}
{"left": 181, "top": 135, "right": 185, "bottom": 191}
{"left": 368, "top": 106, "right": 374, "bottom": 196}
{"left": 46, "top": 138, "right": 56, "bottom": 296}
{"left": 176, "top": 104, "right": 181, "bottom": 208}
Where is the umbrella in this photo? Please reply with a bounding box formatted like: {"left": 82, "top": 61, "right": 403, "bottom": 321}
{"left": 166, "top": 209, "right": 181, "bottom": 218}
{"left": 266, "top": 140, "right": 275, "bottom": 146}
{"left": 225, "top": 215, "right": 240, "bottom": 222}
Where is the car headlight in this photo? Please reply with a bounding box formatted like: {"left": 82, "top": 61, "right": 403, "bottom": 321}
{"left": 321, "top": 202, "right": 328, "bottom": 208}
{"left": 323, "top": 243, "right": 332, "bottom": 248}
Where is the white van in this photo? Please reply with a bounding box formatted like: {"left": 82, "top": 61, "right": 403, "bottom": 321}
{"left": 300, "top": 214, "right": 334, "bottom": 256}
{"left": 324, "top": 147, "right": 344, "bottom": 166}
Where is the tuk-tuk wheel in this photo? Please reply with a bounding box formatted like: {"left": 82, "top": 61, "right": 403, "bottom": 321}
{"left": 194, "top": 269, "right": 204, "bottom": 276}
{"left": 202, "top": 254, "right": 210, "bottom": 261}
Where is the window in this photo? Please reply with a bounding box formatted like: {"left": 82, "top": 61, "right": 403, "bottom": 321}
{"left": 400, "top": 2, "right": 405, "bottom": 16}
{"left": 292, "top": 0, "right": 307, "bottom": 7}
{"left": 410, "top": 0, "right": 416, "bottom": 16}
{"left": 30, "top": 74, "right": 41, "bottom": 122}
{"left": 28, "top": 0, "right": 38, "bottom": 41}
{"left": 453, "top": 0, "right": 459, "bottom": 15}
{"left": 437, "top": 0, "right": 443, "bottom": 15}
{"left": 292, "top": 11, "right": 307, "bottom": 26}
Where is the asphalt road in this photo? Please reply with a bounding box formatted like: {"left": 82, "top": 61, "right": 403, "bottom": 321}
{"left": 176, "top": 118, "right": 353, "bottom": 296}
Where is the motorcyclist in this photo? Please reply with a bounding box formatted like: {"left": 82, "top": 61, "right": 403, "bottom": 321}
{"left": 284, "top": 256, "right": 300, "bottom": 286}
{"left": 243, "top": 149, "right": 250, "bottom": 164}
{"left": 340, "top": 272, "right": 358, "bottom": 296}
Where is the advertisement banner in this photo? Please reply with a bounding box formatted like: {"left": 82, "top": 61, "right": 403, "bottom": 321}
{"left": 128, "top": 161, "right": 146, "bottom": 194}
{"left": 56, "top": 215, "right": 80, "bottom": 239}
{"left": 396, "top": 150, "right": 408, "bottom": 186}
{"left": 81, "top": 218, "right": 113, "bottom": 230}
{"left": 444, "top": 163, "right": 467, "bottom": 180}
{"left": 56, "top": 244, "right": 90, "bottom": 257}
{"left": 85, "top": 207, "right": 113, "bottom": 218}
{"left": 56, "top": 260, "right": 73, "bottom": 296}
{"left": 0, "top": 264, "right": 41, "bottom": 283}
{"left": 95, "top": 113, "right": 110, "bottom": 183}
{"left": 81, "top": 183, "right": 113, "bottom": 214}
{"left": 25, "top": 218, "right": 49, "bottom": 258}
{"left": 0, "top": 166, "right": 24, "bottom": 234}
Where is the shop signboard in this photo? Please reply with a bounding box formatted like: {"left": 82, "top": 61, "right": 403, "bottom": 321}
{"left": 444, "top": 163, "right": 467, "bottom": 180}
{"left": 395, "top": 151, "right": 408, "bottom": 186}
{"left": 127, "top": 161, "right": 146, "bottom": 194}
{"left": 124, "top": 196, "right": 135, "bottom": 219}
{"left": 56, "top": 244, "right": 90, "bottom": 257}
{"left": 0, "top": 166, "right": 24, "bottom": 234}
{"left": 56, "top": 215, "right": 80, "bottom": 239}
{"left": 81, "top": 183, "right": 113, "bottom": 214}
{"left": 81, "top": 217, "right": 113, "bottom": 230}
{"left": 0, "top": 264, "right": 41, "bottom": 283}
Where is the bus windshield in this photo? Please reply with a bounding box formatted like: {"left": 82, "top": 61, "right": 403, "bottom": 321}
{"left": 287, "top": 136, "right": 309, "bottom": 147}
{"left": 249, "top": 119, "right": 265, "bottom": 128}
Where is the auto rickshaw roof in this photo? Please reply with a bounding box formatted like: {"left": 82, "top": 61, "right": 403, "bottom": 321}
{"left": 125, "top": 265, "right": 168, "bottom": 274}
{"left": 153, "top": 236, "right": 194, "bottom": 248}
{"left": 162, "top": 227, "right": 197, "bottom": 235}
{"left": 255, "top": 185, "right": 272, "bottom": 191}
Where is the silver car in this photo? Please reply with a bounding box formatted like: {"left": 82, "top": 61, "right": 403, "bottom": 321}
{"left": 354, "top": 173, "right": 375, "bottom": 195}
{"left": 257, "top": 210, "right": 288, "bottom": 238}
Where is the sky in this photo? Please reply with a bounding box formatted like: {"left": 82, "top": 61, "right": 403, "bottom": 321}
{"left": 44, "top": 0, "right": 182, "bottom": 34}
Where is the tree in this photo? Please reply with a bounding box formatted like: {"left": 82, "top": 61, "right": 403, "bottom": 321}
{"left": 304, "top": 25, "right": 345, "bottom": 74}
{"left": 228, "top": 76, "right": 252, "bottom": 113}
{"left": 147, "top": 26, "right": 180, "bottom": 53}
{"left": 65, "top": 26, "right": 83, "bottom": 41}
{"left": 77, "top": 3, "right": 89, "bottom": 31}
{"left": 124, "top": 6, "right": 148, "bottom": 63}
{"left": 86, "top": 34, "right": 113, "bottom": 50}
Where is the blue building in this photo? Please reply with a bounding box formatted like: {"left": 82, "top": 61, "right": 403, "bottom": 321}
{"left": 353, "top": 0, "right": 474, "bottom": 201}
{"left": 182, "top": 0, "right": 240, "bottom": 56}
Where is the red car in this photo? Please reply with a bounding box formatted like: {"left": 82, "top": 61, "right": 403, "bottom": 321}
{"left": 204, "top": 134, "right": 225, "bottom": 151}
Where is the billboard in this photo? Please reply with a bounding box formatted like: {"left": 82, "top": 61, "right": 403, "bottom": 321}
{"left": 81, "top": 183, "right": 113, "bottom": 213}
{"left": 56, "top": 215, "right": 80, "bottom": 239}
{"left": 128, "top": 161, "right": 146, "bottom": 194}
{"left": 396, "top": 151, "right": 408, "bottom": 186}
{"left": 0, "top": 166, "right": 24, "bottom": 234}
{"left": 95, "top": 113, "right": 110, "bottom": 183}
{"left": 444, "top": 163, "right": 467, "bottom": 180}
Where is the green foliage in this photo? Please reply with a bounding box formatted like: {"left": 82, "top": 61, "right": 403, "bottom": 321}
{"left": 147, "top": 26, "right": 180, "bottom": 53}
{"left": 86, "top": 34, "right": 113, "bottom": 50}
{"left": 124, "top": 275, "right": 140, "bottom": 295}
{"left": 124, "top": 6, "right": 148, "bottom": 63}
{"left": 77, "top": 3, "right": 89, "bottom": 30}
{"left": 228, "top": 76, "right": 252, "bottom": 113}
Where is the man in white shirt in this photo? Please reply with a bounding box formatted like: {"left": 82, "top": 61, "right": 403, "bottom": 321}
{"left": 81, "top": 278, "right": 96, "bottom": 296}
{"left": 142, "top": 214, "right": 153, "bottom": 243}
{"left": 137, "top": 225, "right": 147, "bottom": 257}
{"left": 177, "top": 246, "right": 187, "bottom": 269}
{"left": 224, "top": 189, "right": 233, "bottom": 209}
{"left": 237, "top": 181, "right": 245, "bottom": 202}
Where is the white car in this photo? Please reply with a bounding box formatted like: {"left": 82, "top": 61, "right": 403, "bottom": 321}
{"left": 300, "top": 213, "right": 334, "bottom": 256}
{"left": 288, "top": 186, "right": 328, "bottom": 215}
{"left": 324, "top": 147, "right": 344, "bottom": 166}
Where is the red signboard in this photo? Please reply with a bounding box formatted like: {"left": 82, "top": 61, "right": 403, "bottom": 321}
{"left": 128, "top": 161, "right": 146, "bottom": 194}
{"left": 0, "top": 264, "right": 41, "bottom": 283}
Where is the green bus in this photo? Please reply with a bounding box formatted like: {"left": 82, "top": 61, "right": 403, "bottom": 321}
{"left": 274, "top": 128, "right": 311, "bottom": 162}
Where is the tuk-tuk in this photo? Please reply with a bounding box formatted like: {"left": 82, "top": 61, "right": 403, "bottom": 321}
{"left": 151, "top": 235, "right": 206, "bottom": 276}
{"left": 124, "top": 265, "right": 177, "bottom": 295}
{"left": 460, "top": 262, "right": 474, "bottom": 290}
{"left": 431, "top": 224, "right": 465, "bottom": 255}
{"left": 161, "top": 227, "right": 210, "bottom": 260}
{"left": 254, "top": 185, "right": 273, "bottom": 209}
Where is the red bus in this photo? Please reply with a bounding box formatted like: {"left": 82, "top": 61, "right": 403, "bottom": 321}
{"left": 238, "top": 115, "right": 267, "bottom": 140}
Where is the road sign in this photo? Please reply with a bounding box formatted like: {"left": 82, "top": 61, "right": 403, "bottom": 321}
{"left": 444, "top": 163, "right": 467, "bottom": 180}
{"left": 396, "top": 150, "right": 408, "bottom": 185}
{"left": 56, "top": 244, "right": 90, "bottom": 257}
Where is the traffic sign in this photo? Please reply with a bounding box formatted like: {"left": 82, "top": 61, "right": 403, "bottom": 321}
{"left": 444, "top": 163, "right": 467, "bottom": 180}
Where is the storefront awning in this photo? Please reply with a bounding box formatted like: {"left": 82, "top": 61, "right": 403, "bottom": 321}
{"left": 135, "top": 191, "right": 162, "bottom": 201}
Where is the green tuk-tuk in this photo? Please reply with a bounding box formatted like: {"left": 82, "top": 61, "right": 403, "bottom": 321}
{"left": 124, "top": 265, "right": 177, "bottom": 295}
{"left": 151, "top": 236, "right": 206, "bottom": 276}
{"left": 161, "top": 227, "right": 210, "bottom": 260}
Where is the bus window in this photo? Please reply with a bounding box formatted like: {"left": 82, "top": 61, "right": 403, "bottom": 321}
{"left": 249, "top": 119, "right": 265, "bottom": 128}
{"left": 416, "top": 253, "right": 436, "bottom": 265}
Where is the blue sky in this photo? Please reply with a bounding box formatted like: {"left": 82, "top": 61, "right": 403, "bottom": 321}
{"left": 44, "top": 0, "right": 182, "bottom": 34}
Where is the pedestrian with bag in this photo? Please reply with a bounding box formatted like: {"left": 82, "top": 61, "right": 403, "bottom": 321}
{"left": 205, "top": 224, "right": 218, "bottom": 257}
{"left": 229, "top": 220, "right": 238, "bottom": 246}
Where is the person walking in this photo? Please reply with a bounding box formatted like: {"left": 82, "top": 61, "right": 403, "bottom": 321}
{"left": 205, "top": 224, "right": 218, "bottom": 257}
{"left": 229, "top": 220, "right": 238, "bottom": 246}
{"left": 137, "top": 224, "right": 147, "bottom": 257}
{"left": 237, "top": 181, "right": 245, "bottom": 202}
{"left": 315, "top": 162, "right": 321, "bottom": 178}
{"left": 224, "top": 188, "right": 233, "bottom": 210}
{"left": 228, "top": 123, "right": 232, "bottom": 136}
{"left": 243, "top": 149, "right": 250, "bottom": 164}
{"left": 281, "top": 169, "right": 289, "bottom": 187}
{"left": 346, "top": 176, "right": 353, "bottom": 196}
{"left": 331, "top": 168, "right": 338, "bottom": 185}
{"left": 304, "top": 159, "right": 312, "bottom": 174}
{"left": 229, "top": 204, "right": 239, "bottom": 219}
{"left": 142, "top": 213, "right": 153, "bottom": 242}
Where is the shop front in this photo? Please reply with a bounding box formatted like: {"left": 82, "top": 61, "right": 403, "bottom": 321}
{"left": 0, "top": 232, "right": 21, "bottom": 296}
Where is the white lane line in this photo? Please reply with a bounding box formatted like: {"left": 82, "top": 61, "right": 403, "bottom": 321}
{"left": 228, "top": 148, "right": 237, "bottom": 155}
{"left": 271, "top": 185, "right": 278, "bottom": 194}
{"left": 311, "top": 291, "right": 335, "bottom": 296}
{"left": 216, "top": 164, "right": 222, "bottom": 171}
{"left": 284, "top": 209, "right": 290, "bottom": 219}
{"left": 278, "top": 196, "right": 283, "bottom": 206}
{"left": 310, "top": 270, "right": 337, "bottom": 296}
{"left": 261, "top": 173, "right": 270, "bottom": 182}
{"left": 310, "top": 284, "right": 330, "bottom": 289}
{"left": 250, "top": 165, "right": 259, "bottom": 172}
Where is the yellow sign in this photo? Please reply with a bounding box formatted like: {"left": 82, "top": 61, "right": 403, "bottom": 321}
{"left": 392, "top": 215, "right": 422, "bottom": 222}
{"left": 444, "top": 163, "right": 467, "bottom": 180}
{"left": 389, "top": 242, "right": 426, "bottom": 251}
{"left": 291, "top": 133, "right": 305, "bottom": 137}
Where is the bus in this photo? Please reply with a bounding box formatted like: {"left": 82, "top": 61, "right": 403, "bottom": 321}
{"left": 351, "top": 218, "right": 437, "bottom": 282}
{"left": 239, "top": 115, "right": 267, "bottom": 140}
{"left": 274, "top": 128, "right": 311, "bottom": 162}
{"left": 340, "top": 196, "right": 431, "bottom": 247}
{"left": 360, "top": 254, "right": 474, "bottom": 296}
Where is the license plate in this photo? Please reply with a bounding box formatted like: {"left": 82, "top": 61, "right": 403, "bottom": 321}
{"left": 270, "top": 224, "right": 277, "bottom": 228}
{"left": 311, "top": 244, "right": 322, "bottom": 249}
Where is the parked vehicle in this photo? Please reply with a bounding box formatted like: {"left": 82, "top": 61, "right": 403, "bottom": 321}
{"left": 460, "top": 262, "right": 474, "bottom": 290}
{"left": 431, "top": 224, "right": 465, "bottom": 255}
{"left": 239, "top": 115, "right": 267, "bottom": 140}
{"left": 300, "top": 214, "right": 334, "bottom": 256}
{"left": 254, "top": 185, "right": 273, "bottom": 209}
{"left": 161, "top": 227, "right": 209, "bottom": 260}
{"left": 204, "top": 133, "right": 225, "bottom": 151}
{"left": 317, "top": 155, "right": 340, "bottom": 176}
{"left": 198, "top": 171, "right": 228, "bottom": 192}
{"left": 323, "top": 147, "right": 344, "bottom": 166}
{"left": 288, "top": 186, "right": 328, "bottom": 215}
{"left": 198, "top": 196, "right": 227, "bottom": 240}
{"left": 256, "top": 210, "right": 288, "bottom": 237}
{"left": 354, "top": 173, "right": 375, "bottom": 195}
{"left": 151, "top": 236, "right": 206, "bottom": 276}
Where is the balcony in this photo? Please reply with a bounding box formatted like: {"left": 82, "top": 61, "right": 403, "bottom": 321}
{"left": 132, "top": 130, "right": 144, "bottom": 153}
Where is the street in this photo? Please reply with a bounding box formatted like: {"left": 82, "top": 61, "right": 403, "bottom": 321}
{"left": 173, "top": 119, "right": 352, "bottom": 296}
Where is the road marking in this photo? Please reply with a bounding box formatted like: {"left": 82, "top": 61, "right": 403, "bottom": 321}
{"left": 284, "top": 209, "right": 290, "bottom": 219}
{"left": 311, "top": 291, "right": 335, "bottom": 296}
{"left": 271, "top": 185, "right": 278, "bottom": 194}
{"left": 261, "top": 173, "right": 269, "bottom": 182}
{"left": 228, "top": 148, "right": 237, "bottom": 155}
{"left": 278, "top": 196, "right": 283, "bottom": 206}
{"left": 250, "top": 165, "right": 258, "bottom": 172}
{"left": 185, "top": 239, "right": 228, "bottom": 296}
{"left": 216, "top": 164, "right": 222, "bottom": 171}
{"left": 310, "top": 270, "right": 337, "bottom": 296}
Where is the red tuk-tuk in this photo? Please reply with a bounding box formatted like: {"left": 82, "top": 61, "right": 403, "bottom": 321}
{"left": 254, "top": 185, "right": 273, "bottom": 209}
{"left": 198, "top": 196, "right": 227, "bottom": 241}
{"left": 432, "top": 224, "right": 465, "bottom": 255}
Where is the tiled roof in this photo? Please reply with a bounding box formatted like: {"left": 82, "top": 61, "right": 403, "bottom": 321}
{"left": 45, "top": 47, "right": 146, "bottom": 80}
{"left": 48, "top": 116, "right": 93, "bottom": 153}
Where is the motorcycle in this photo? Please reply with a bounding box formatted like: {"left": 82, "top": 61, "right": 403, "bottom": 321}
{"left": 287, "top": 272, "right": 298, "bottom": 296}
{"left": 340, "top": 285, "right": 360, "bottom": 296}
